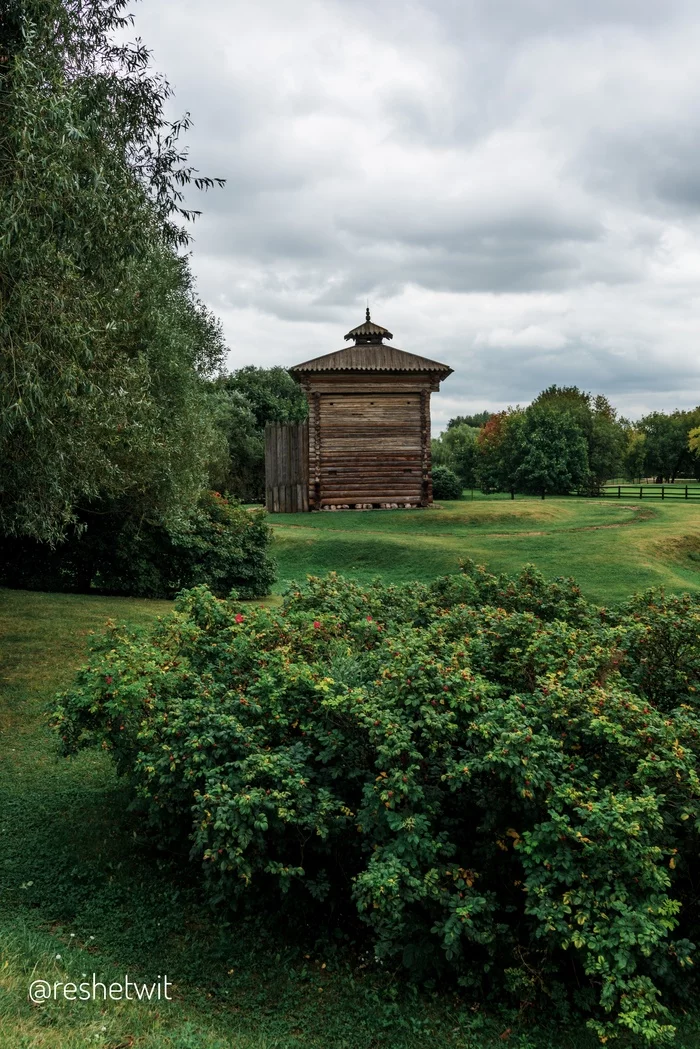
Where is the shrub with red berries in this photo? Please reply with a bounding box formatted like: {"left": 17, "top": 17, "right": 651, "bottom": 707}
{"left": 52, "top": 562, "right": 700, "bottom": 1044}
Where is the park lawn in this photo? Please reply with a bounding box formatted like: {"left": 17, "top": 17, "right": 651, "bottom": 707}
{"left": 269, "top": 495, "right": 700, "bottom": 604}
{"left": 0, "top": 587, "right": 626, "bottom": 1049}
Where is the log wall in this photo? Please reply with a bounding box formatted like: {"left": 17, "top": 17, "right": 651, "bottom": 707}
{"left": 301, "top": 373, "right": 436, "bottom": 509}
{"left": 315, "top": 392, "right": 423, "bottom": 504}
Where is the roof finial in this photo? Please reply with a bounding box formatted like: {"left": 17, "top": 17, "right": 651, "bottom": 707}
{"left": 366, "top": 305, "right": 371, "bottom": 323}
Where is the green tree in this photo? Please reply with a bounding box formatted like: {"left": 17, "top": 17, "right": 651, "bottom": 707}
{"left": 621, "top": 426, "right": 647, "bottom": 482}
{"left": 531, "top": 386, "right": 624, "bottom": 487}
{"left": 475, "top": 410, "right": 522, "bottom": 493}
{"left": 0, "top": 0, "right": 225, "bottom": 541}
{"left": 588, "top": 395, "right": 626, "bottom": 487}
{"left": 431, "top": 423, "right": 479, "bottom": 488}
{"left": 208, "top": 389, "right": 265, "bottom": 503}
{"left": 446, "top": 411, "right": 492, "bottom": 429}
{"left": 531, "top": 385, "right": 590, "bottom": 413}
{"left": 638, "top": 410, "right": 700, "bottom": 481}
{"left": 216, "top": 366, "right": 307, "bottom": 430}
{"left": 510, "top": 407, "right": 589, "bottom": 495}
{"left": 689, "top": 426, "right": 700, "bottom": 458}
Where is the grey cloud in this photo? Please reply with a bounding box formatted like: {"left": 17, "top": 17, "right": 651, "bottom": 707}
{"left": 579, "top": 123, "right": 700, "bottom": 215}
{"left": 434, "top": 341, "right": 700, "bottom": 416}
{"left": 125, "top": 0, "right": 700, "bottom": 421}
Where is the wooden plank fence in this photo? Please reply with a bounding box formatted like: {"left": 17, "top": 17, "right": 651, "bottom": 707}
{"left": 264, "top": 421, "right": 309, "bottom": 513}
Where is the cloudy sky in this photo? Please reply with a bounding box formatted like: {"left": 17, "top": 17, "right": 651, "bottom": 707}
{"left": 127, "top": 0, "right": 700, "bottom": 430}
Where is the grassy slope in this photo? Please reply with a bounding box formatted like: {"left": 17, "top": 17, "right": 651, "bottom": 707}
{"left": 269, "top": 495, "right": 700, "bottom": 604}
{"left": 0, "top": 589, "right": 613, "bottom": 1049}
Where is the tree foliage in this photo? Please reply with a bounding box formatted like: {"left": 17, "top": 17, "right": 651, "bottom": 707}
{"left": 430, "top": 464, "right": 463, "bottom": 500}
{"left": 466, "top": 387, "right": 700, "bottom": 495}
{"left": 0, "top": 0, "right": 226, "bottom": 541}
{"left": 530, "top": 387, "right": 625, "bottom": 488}
{"left": 216, "top": 366, "right": 308, "bottom": 431}
{"left": 637, "top": 410, "right": 700, "bottom": 482}
{"left": 621, "top": 426, "right": 648, "bottom": 482}
{"left": 689, "top": 426, "right": 700, "bottom": 459}
{"left": 207, "top": 390, "right": 266, "bottom": 504}
{"left": 431, "top": 424, "right": 479, "bottom": 489}
{"left": 509, "top": 407, "right": 590, "bottom": 495}
{"left": 447, "top": 411, "right": 492, "bottom": 430}
{"left": 0, "top": 491, "right": 275, "bottom": 598}
{"left": 474, "top": 411, "right": 518, "bottom": 493}
{"left": 209, "top": 367, "right": 308, "bottom": 502}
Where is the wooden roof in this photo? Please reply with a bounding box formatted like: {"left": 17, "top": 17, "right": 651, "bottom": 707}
{"left": 289, "top": 343, "right": 453, "bottom": 377}
{"left": 290, "top": 309, "right": 453, "bottom": 377}
{"left": 344, "top": 309, "right": 393, "bottom": 344}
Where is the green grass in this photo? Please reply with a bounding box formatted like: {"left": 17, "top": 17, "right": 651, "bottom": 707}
{"left": 269, "top": 495, "right": 700, "bottom": 604}
{"left": 0, "top": 587, "right": 626, "bottom": 1049}
{"left": 3, "top": 495, "right": 700, "bottom": 1046}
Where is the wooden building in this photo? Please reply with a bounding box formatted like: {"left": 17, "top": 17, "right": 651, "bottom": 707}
{"left": 284, "top": 311, "right": 452, "bottom": 510}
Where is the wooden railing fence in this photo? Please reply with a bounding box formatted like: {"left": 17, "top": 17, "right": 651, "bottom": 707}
{"left": 596, "top": 484, "right": 700, "bottom": 501}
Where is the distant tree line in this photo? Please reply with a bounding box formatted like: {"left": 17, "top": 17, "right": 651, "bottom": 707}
{"left": 432, "top": 387, "right": 700, "bottom": 497}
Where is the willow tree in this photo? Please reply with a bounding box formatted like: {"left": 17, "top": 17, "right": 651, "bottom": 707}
{"left": 0, "top": 0, "right": 226, "bottom": 541}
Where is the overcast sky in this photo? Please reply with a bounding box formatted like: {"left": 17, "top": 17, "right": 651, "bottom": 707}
{"left": 126, "top": 0, "right": 700, "bottom": 430}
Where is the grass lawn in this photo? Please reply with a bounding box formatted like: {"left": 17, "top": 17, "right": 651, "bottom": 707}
{"left": 268, "top": 494, "right": 700, "bottom": 604}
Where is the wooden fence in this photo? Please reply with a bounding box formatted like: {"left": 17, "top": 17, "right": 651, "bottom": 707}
{"left": 597, "top": 484, "right": 700, "bottom": 501}
{"left": 264, "top": 421, "right": 309, "bottom": 513}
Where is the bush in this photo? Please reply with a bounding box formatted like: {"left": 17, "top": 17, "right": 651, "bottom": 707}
{"left": 611, "top": 588, "right": 700, "bottom": 713}
{"left": 431, "top": 465, "right": 463, "bottom": 500}
{"left": 53, "top": 564, "right": 700, "bottom": 1044}
{"left": 0, "top": 492, "right": 276, "bottom": 599}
